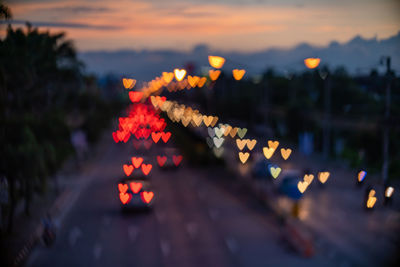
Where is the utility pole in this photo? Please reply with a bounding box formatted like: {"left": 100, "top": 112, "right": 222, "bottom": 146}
{"left": 322, "top": 72, "right": 331, "bottom": 159}
{"left": 382, "top": 56, "right": 392, "bottom": 184}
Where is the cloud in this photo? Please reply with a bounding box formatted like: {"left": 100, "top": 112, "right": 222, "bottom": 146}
{"left": 1, "top": 20, "right": 122, "bottom": 30}
{"left": 158, "top": 8, "right": 216, "bottom": 18}
{"left": 39, "top": 6, "right": 114, "bottom": 14}
{"left": 6, "top": 0, "right": 400, "bottom": 52}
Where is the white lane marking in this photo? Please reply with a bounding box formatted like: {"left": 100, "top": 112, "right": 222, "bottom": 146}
{"left": 160, "top": 240, "right": 170, "bottom": 257}
{"left": 225, "top": 237, "right": 238, "bottom": 253}
{"left": 185, "top": 223, "right": 198, "bottom": 239}
{"left": 208, "top": 208, "right": 219, "bottom": 221}
{"left": 93, "top": 243, "right": 102, "bottom": 260}
{"left": 197, "top": 189, "right": 205, "bottom": 199}
{"left": 56, "top": 172, "right": 97, "bottom": 229}
{"left": 68, "top": 226, "right": 82, "bottom": 247}
{"left": 328, "top": 249, "right": 336, "bottom": 259}
{"left": 128, "top": 225, "right": 139, "bottom": 242}
{"left": 155, "top": 210, "right": 166, "bottom": 223}
{"left": 102, "top": 216, "right": 111, "bottom": 226}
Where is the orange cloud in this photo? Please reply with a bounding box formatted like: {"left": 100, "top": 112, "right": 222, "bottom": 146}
{"left": 5, "top": 0, "right": 400, "bottom": 52}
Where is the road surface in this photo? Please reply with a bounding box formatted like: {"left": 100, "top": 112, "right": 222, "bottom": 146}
{"left": 27, "top": 137, "right": 336, "bottom": 267}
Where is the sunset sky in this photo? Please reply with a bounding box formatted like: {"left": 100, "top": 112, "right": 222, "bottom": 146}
{"left": 3, "top": 0, "right": 400, "bottom": 52}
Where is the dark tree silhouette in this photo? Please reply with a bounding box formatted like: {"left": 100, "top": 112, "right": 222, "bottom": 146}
{"left": 0, "top": 1, "right": 12, "bottom": 20}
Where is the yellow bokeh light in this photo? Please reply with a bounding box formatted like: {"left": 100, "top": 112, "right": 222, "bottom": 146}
{"left": 298, "top": 181, "right": 309, "bottom": 193}
{"left": 122, "top": 78, "right": 136, "bottom": 89}
{"left": 208, "top": 55, "right": 225, "bottom": 69}
{"left": 236, "top": 139, "right": 247, "bottom": 150}
{"left": 162, "top": 72, "right": 174, "bottom": 84}
{"left": 263, "top": 147, "right": 275, "bottom": 159}
{"left": 174, "top": 69, "right": 186, "bottom": 81}
{"left": 268, "top": 140, "right": 279, "bottom": 150}
{"left": 318, "top": 172, "right": 330, "bottom": 184}
{"left": 280, "top": 148, "right": 292, "bottom": 160}
{"left": 238, "top": 152, "right": 250, "bottom": 164}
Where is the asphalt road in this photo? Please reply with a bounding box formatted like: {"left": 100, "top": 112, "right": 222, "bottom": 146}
{"left": 27, "top": 139, "right": 336, "bottom": 267}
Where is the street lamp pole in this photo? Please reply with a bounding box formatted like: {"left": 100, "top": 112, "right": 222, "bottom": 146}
{"left": 381, "top": 56, "right": 392, "bottom": 184}
{"left": 322, "top": 73, "right": 331, "bottom": 159}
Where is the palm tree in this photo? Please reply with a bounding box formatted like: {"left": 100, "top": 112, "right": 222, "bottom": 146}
{"left": 0, "top": 1, "right": 12, "bottom": 20}
{"left": 0, "top": 2, "right": 83, "bottom": 231}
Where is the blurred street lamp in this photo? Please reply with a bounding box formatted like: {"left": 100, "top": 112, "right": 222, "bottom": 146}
{"left": 208, "top": 55, "right": 225, "bottom": 69}
{"left": 380, "top": 56, "right": 393, "bottom": 184}
{"left": 357, "top": 170, "right": 367, "bottom": 187}
{"left": 304, "top": 58, "right": 320, "bottom": 69}
{"left": 304, "top": 58, "right": 331, "bottom": 159}
{"left": 174, "top": 68, "right": 186, "bottom": 82}
{"left": 366, "top": 189, "right": 377, "bottom": 209}
{"left": 384, "top": 186, "right": 394, "bottom": 206}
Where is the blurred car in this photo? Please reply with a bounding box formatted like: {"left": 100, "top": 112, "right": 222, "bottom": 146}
{"left": 158, "top": 147, "right": 183, "bottom": 171}
{"left": 252, "top": 157, "right": 273, "bottom": 180}
{"left": 278, "top": 170, "right": 303, "bottom": 200}
{"left": 158, "top": 156, "right": 181, "bottom": 170}
{"left": 122, "top": 155, "right": 153, "bottom": 179}
{"left": 118, "top": 177, "right": 155, "bottom": 211}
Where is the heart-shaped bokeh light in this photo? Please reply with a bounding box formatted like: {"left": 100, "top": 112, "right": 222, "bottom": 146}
{"left": 174, "top": 69, "right": 186, "bottom": 82}
{"left": 123, "top": 78, "right": 136, "bottom": 89}
{"left": 232, "top": 69, "right": 246, "bottom": 81}
{"left": 304, "top": 58, "right": 321, "bottom": 69}
{"left": 208, "top": 55, "right": 225, "bottom": 69}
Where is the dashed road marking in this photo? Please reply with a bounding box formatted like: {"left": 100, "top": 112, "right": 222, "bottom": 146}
{"left": 155, "top": 210, "right": 166, "bottom": 223}
{"left": 225, "top": 237, "right": 238, "bottom": 253}
{"left": 197, "top": 189, "right": 205, "bottom": 199}
{"left": 93, "top": 243, "right": 102, "bottom": 260}
{"left": 160, "top": 240, "right": 170, "bottom": 257}
{"left": 208, "top": 208, "right": 219, "bottom": 221}
{"left": 102, "top": 215, "right": 111, "bottom": 226}
{"left": 128, "top": 225, "right": 139, "bottom": 242}
{"left": 185, "top": 223, "right": 198, "bottom": 239}
{"left": 68, "top": 226, "right": 82, "bottom": 247}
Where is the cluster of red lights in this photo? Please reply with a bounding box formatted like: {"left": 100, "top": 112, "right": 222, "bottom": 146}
{"left": 112, "top": 103, "right": 167, "bottom": 142}
{"left": 118, "top": 182, "right": 154, "bottom": 204}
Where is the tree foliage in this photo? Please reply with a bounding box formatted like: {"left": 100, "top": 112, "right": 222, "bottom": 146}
{"left": 0, "top": 23, "right": 122, "bottom": 231}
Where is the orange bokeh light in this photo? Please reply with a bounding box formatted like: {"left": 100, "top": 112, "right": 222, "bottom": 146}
{"left": 232, "top": 69, "right": 245, "bottom": 80}
{"left": 208, "top": 55, "right": 225, "bottom": 69}
{"left": 209, "top": 70, "right": 221, "bottom": 81}
{"left": 304, "top": 58, "right": 321, "bottom": 69}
